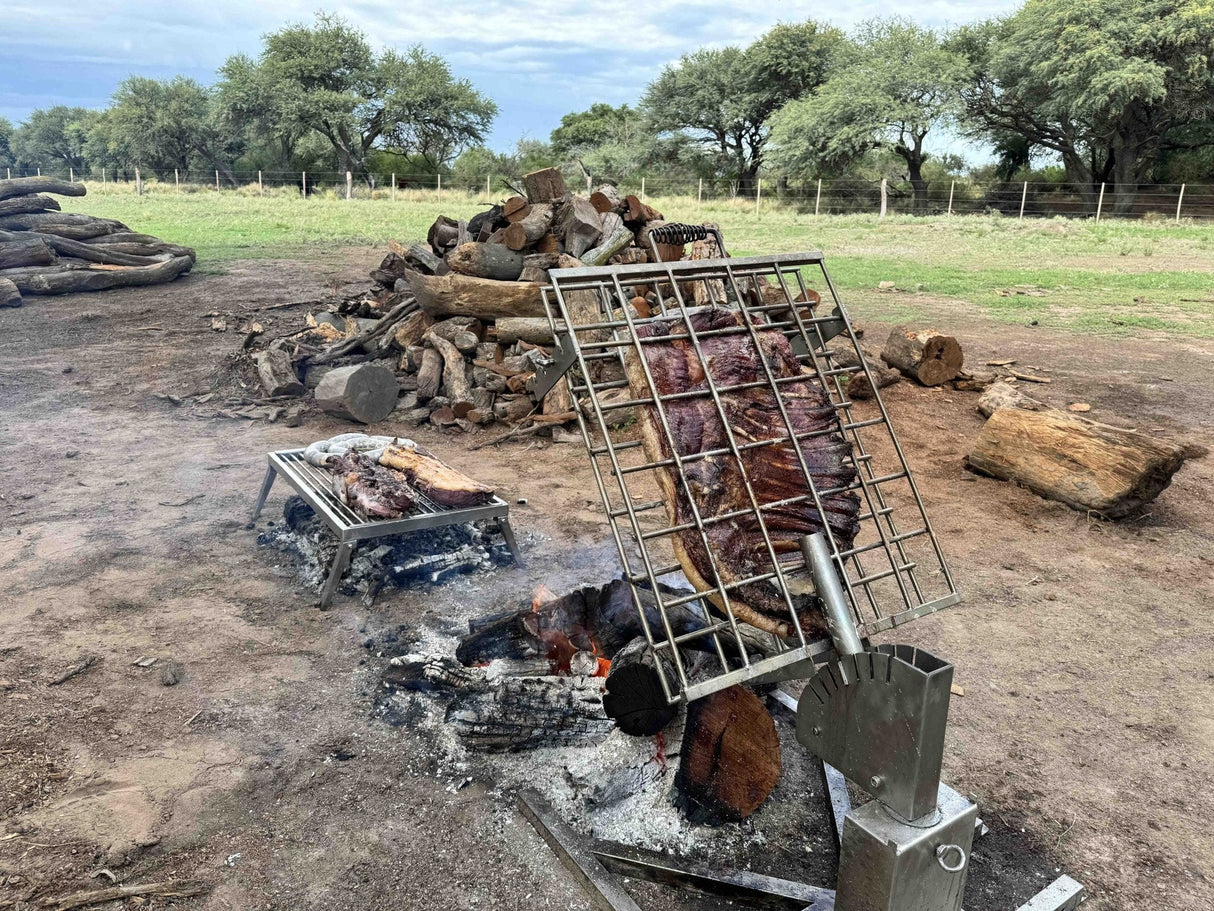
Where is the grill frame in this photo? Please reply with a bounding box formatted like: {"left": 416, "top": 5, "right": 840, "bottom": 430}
{"left": 540, "top": 251, "right": 961, "bottom": 704}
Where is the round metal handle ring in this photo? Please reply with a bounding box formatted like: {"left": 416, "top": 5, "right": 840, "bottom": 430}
{"left": 936, "top": 843, "right": 967, "bottom": 873}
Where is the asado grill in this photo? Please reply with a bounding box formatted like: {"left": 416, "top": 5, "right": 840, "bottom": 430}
{"left": 525, "top": 225, "right": 1083, "bottom": 911}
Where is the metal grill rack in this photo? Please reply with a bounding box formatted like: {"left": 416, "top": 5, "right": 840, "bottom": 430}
{"left": 538, "top": 251, "right": 960, "bottom": 704}
{"left": 250, "top": 448, "right": 521, "bottom": 607}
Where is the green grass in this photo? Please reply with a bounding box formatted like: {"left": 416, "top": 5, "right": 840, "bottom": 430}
{"left": 64, "top": 182, "right": 1214, "bottom": 338}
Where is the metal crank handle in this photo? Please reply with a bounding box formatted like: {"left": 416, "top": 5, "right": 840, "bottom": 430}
{"left": 935, "top": 843, "right": 967, "bottom": 873}
{"left": 644, "top": 223, "right": 728, "bottom": 259}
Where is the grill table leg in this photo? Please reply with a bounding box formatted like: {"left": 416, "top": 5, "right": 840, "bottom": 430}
{"left": 497, "top": 516, "right": 523, "bottom": 565}
{"left": 248, "top": 465, "right": 278, "bottom": 526}
{"left": 320, "top": 541, "right": 356, "bottom": 610}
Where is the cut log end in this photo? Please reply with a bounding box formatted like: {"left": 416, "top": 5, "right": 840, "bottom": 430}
{"left": 882, "top": 326, "right": 964, "bottom": 386}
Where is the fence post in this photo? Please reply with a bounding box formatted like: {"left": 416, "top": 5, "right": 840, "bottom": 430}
{"left": 486, "top": 174, "right": 491, "bottom": 197}
{"left": 37, "top": 167, "right": 41, "bottom": 177}
{"left": 437, "top": 173, "right": 442, "bottom": 201}
{"left": 879, "top": 178, "right": 888, "bottom": 218}
{"left": 1019, "top": 181, "right": 1028, "bottom": 220}
{"left": 135, "top": 167, "right": 142, "bottom": 197}
{"left": 175, "top": 169, "right": 179, "bottom": 192}
{"left": 756, "top": 177, "right": 762, "bottom": 214}
{"left": 816, "top": 179, "right": 822, "bottom": 217}
{"left": 1096, "top": 182, "right": 1106, "bottom": 222}
{"left": 947, "top": 180, "right": 955, "bottom": 216}
{"left": 346, "top": 171, "right": 352, "bottom": 200}
{"left": 641, "top": 176, "right": 646, "bottom": 204}
{"left": 69, "top": 167, "right": 73, "bottom": 183}
{"left": 1176, "top": 184, "right": 1186, "bottom": 223}
{"left": 391, "top": 173, "right": 396, "bottom": 201}
{"left": 258, "top": 170, "right": 263, "bottom": 194}
{"left": 698, "top": 177, "right": 703, "bottom": 204}
{"left": 586, "top": 173, "right": 592, "bottom": 191}
{"left": 302, "top": 171, "right": 307, "bottom": 197}
{"left": 101, "top": 167, "right": 105, "bottom": 189}
{"left": 215, "top": 169, "right": 220, "bottom": 191}
{"left": 5, "top": 168, "right": 8, "bottom": 180}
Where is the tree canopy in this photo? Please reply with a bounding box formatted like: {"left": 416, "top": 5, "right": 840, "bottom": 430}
{"left": 768, "top": 19, "right": 968, "bottom": 212}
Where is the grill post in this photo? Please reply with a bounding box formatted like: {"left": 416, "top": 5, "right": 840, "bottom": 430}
{"left": 802, "top": 532, "right": 863, "bottom": 656}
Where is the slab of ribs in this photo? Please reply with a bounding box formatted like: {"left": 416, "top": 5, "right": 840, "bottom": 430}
{"left": 622, "top": 305, "right": 860, "bottom": 638}
{"left": 328, "top": 442, "right": 494, "bottom": 521}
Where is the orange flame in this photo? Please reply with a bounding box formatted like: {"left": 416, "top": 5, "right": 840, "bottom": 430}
{"left": 532, "top": 583, "right": 557, "bottom": 612}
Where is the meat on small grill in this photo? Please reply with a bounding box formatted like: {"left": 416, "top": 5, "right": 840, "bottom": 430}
{"left": 379, "top": 441, "right": 495, "bottom": 509}
{"left": 330, "top": 451, "right": 419, "bottom": 520}
{"left": 623, "top": 306, "right": 861, "bottom": 637}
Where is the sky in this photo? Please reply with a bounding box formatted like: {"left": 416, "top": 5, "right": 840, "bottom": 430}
{"left": 1, "top": 1, "right": 1022, "bottom": 157}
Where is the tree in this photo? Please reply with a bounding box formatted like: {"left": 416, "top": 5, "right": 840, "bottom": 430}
{"left": 0, "top": 118, "right": 15, "bottom": 170}
{"left": 12, "top": 106, "right": 97, "bottom": 175}
{"left": 642, "top": 20, "right": 842, "bottom": 192}
{"left": 954, "top": 0, "right": 1214, "bottom": 213}
{"left": 253, "top": 12, "right": 495, "bottom": 179}
{"left": 214, "top": 53, "right": 309, "bottom": 170}
{"left": 768, "top": 19, "right": 967, "bottom": 213}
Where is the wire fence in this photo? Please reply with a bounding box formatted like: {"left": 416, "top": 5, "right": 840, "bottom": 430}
{"left": 5, "top": 166, "right": 1213, "bottom": 222}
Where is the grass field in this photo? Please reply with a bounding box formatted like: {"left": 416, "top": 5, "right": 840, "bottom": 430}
{"left": 64, "top": 183, "right": 1214, "bottom": 338}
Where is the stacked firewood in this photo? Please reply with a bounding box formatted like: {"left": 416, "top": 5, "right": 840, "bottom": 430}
{"left": 0, "top": 176, "right": 195, "bottom": 307}
{"left": 266, "top": 167, "right": 675, "bottom": 439}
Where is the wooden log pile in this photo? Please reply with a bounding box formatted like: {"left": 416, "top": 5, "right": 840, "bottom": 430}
{"left": 261, "top": 168, "right": 680, "bottom": 436}
{"left": 0, "top": 176, "right": 195, "bottom": 307}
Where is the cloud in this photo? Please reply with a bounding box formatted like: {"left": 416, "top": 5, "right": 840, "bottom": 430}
{"left": 1, "top": 0, "right": 1022, "bottom": 147}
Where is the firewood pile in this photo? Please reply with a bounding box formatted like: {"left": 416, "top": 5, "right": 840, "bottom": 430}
{"left": 256, "top": 167, "right": 682, "bottom": 440}
{"left": 0, "top": 176, "right": 195, "bottom": 307}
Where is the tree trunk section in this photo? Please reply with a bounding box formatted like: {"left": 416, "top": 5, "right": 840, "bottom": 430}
{"left": 415, "top": 348, "right": 444, "bottom": 402}
{"left": 0, "top": 176, "right": 86, "bottom": 202}
{"left": 446, "top": 242, "right": 524, "bottom": 281}
{"left": 674, "top": 685, "right": 781, "bottom": 823}
{"left": 0, "top": 255, "right": 193, "bottom": 295}
{"left": 406, "top": 269, "right": 546, "bottom": 320}
{"left": 313, "top": 364, "right": 399, "bottom": 424}
{"left": 881, "top": 326, "right": 963, "bottom": 386}
{"left": 977, "top": 381, "right": 1044, "bottom": 418}
{"left": 557, "top": 197, "right": 602, "bottom": 259}
{"left": 523, "top": 167, "right": 568, "bottom": 204}
{"left": 0, "top": 194, "right": 62, "bottom": 217}
{"left": 580, "top": 226, "right": 634, "bottom": 267}
{"left": 427, "top": 332, "right": 473, "bottom": 413}
{"left": 966, "top": 407, "right": 1188, "bottom": 518}
{"left": 589, "top": 184, "right": 624, "bottom": 214}
{"left": 602, "top": 637, "right": 679, "bottom": 736}
{"left": 0, "top": 236, "right": 57, "bottom": 270}
{"left": 503, "top": 204, "right": 554, "bottom": 251}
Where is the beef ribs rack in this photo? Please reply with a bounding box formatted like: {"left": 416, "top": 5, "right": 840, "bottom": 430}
{"left": 535, "top": 245, "right": 960, "bottom": 704}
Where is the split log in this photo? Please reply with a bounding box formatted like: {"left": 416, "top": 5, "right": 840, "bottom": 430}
{"left": 952, "top": 366, "right": 999, "bottom": 392}
{"left": 0, "top": 254, "right": 192, "bottom": 295}
{"left": 602, "top": 637, "right": 679, "bottom": 736}
{"left": 416, "top": 348, "right": 444, "bottom": 402}
{"left": 503, "top": 204, "right": 554, "bottom": 251}
{"left": 0, "top": 175, "right": 86, "bottom": 201}
{"left": 674, "top": 685, "right": 781, "bottom": 823}
{"left": 0, "top": 277, "right": 20, "bottom": 307}
{"left": 254, "top": 349, "right": 304, "bottom": 397}
{"left": 389, "top": 239, "right": 442, "bottom": 274}
{"left": 313, "top": 363, "right": 399, "bottom": 424}
{"left": 0, "top": 236, "right": 57, "bottom": 270}
{"left": 495, "top": 317, "right": 566, "bottom": 345}
{"left": 427, "top": 332, "right": 473, "bottom": 412}
{"left": 966, "top": 407, "right": 1188, "bottom": 518}
{"left": 427, "top": 215, "right": 460, "bottom": 254}
{"left": 502, "top": 196, "right": 531, "bottom": 223}
{"left": 589, "top": 184, "right": 624, "bottom": 214}
{"left": 0, "top": 194, "right": 62, "bottom": 217}
{"left": 534, "top": 233, "right": 561, "bottom": 255}
{"left": 623, "top": 195, "right": 661, "bottom": 224}
{"left": 557, "top": 196, "right": 602, "bottom": 258}
{"left": 383, "top": 655, "right": 611, "bottom": 751}
{"left": 392, "top": 310, "right": 436, "bottom": 349}
{"left": 446, "top": 242, "right": 524, "bottom": 281}
{"left": 519, "top": 252, "right": 561, "bottom": 283}
{"left": 977, "top": 380, "right": 1044, "bottom": 418}
{"left": 406, "top": 269, "right": 546, "bottom": 320}
{"left": 580, "top": 225, "right": 634, "bottom": 267}
{"left": 430, "top": 316, "right": 483, "bottom": 349}
{"left": 542, "top": 375, "right": 573, "bottom": 417}
{"left": 523, "top": 167, "right": 568, "bottom": 204}
{"left": 881, "top": 326, "right": 964, "bottom": 386}
{"left": 306, "top": 295, "right": 417, "bottom": 365}
{"left": 493, "top": 395, "right": 534, "bottom": 423}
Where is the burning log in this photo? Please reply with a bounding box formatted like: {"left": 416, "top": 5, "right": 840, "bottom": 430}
{"left": 966, "top": 407, "right": 1189, "bottom": 518}
{"left": 674, "top": 685, "right": 781, "bottom": 823}
{"left": 881, "top": 326, "right": 964, "bottom": 386}
{"left": 601, "top": 637, "right": 679, "bottom": 736}
{"left": 384, "top": 655, "right": 612, "bottom": 751}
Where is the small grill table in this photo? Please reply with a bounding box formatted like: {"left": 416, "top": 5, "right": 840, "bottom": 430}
{"left": 250, "top": 448, "right": 522, "bottom": 608}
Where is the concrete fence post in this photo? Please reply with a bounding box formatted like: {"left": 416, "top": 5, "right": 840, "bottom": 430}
{"left": 215, "top": 169, "right": 220, "bottom": 191}
{"left": 302, "top": 171, "right": 307, "bottom": 197}
{"left": 1096, "top": 182, "right": 1106, "bottom": 221}
{"left": 641, "top": 176, "right": 646, "bottom": 204}
{"left": 437, "top": 173, "right": 442, "bottom": 200}
{"left": 1176, "top": 184, "right": 1186, "bottom": 223}
{"left": 258, "top": 170, "right": 263, "bottom": 194}
{"left": 879, "top": 178, "right": 888, "bottom": 218}
{"left": 816, "top": 179, "right": 822, "bottom": 217}
{"left": 1019, "top": 181, "right": 1028, "bottom": 220}
{"left": 698, "top": 177, "right": 703, "bottom": 203}
{"left": 756, "top": 177, "right": 762, "bottom": 214}
{"left": 346, "top": 171, "right": 352, "bottom": 200}
{"left": 486, "top": 174, "right": 491, "bottom": 196}
{"left": 69, "top": 167, "right": 74, "bottom": 183}
{"left": 175, "top": 168, "right": 179, "bottom": 192}
{"left": 135, "top": 167, "right": 142, "bottom": 197}
{"left": 947, "top": 180, "right": 955, "bottom": 216}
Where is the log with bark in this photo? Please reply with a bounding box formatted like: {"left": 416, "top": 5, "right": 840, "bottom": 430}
{"left": 522, "top": 167, "right": 569, "bottom": 204}
{"left": 427, "top": 331, "right": 474, "bottom": 414}
{"left": 446, "top": 242, "right": 525, "bottom": 281}
{"left": 0, "top": 254, "right": 194, "bottom": 295}
{"left": 0, "top": 235, "right": 57, "bottom": 270}
{"left": 0, "top": 175, "right": 86, "bottom": 201}
{"left": 0, "top": 277, "right": 20, "bottom": 307}
{"left": 601, "top": 636, "right": 679, "bottom": 736}
{"left": 881, "top": 326, "right": 964, "bottom": 386}
{"left": 313, "top": 363, "right": 399, "bottom": 423}
{"left": 966, "top": 407, "right": 1189, "bottom": 517}
{"left": 0, "top": 193, "right": 62, "bottom": 217}
{"left": 503, "top": 204, "right": 554, "bottom": 251}
{"left": 384, "top": 655, "right": 612, "bottom": 751}
{"left": 674, "top": 685, "right": 781, "bottom": 823}
{"left": 406, "top": 269, "right": 546, "bottom": 320}
{"left": 589, "top": 184, "right": 624, "bottom": 214}
{"left": 827, "top": 342, "right": 901, "bottom": 400}
{"left": 495, "top": 316, "right": 566, "bottom": 345}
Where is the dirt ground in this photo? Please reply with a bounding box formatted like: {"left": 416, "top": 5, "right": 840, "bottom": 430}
{"left": 1, "top": 250, "right": 1211, "bottom": 911}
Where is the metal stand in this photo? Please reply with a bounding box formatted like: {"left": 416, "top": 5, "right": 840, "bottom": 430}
{"left": 249, "top": 448, "right": 522, "bottom": 608}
